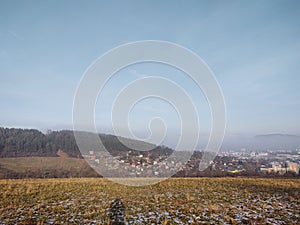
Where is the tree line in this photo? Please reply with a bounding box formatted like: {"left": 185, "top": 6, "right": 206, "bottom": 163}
{"left": 0, "top": 127, "right": 173, "bottom": 158}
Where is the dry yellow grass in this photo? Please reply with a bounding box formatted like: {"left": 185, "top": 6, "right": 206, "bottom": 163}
{"left": 0, "top": 157, "right": 98, "bottom": 178}
{"left": 0, "top": 178, "right": 299, "bottom": 224}
{"left": 0, "top": 157, "right": 86, "bottom": 172}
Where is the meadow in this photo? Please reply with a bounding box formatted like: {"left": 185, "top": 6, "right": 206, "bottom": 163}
{"left": 0, "top": 178, "right": 299, "bottom": 224}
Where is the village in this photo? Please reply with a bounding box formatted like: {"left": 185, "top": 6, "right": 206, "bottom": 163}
{"left": 87, "top": 148, "right": 300, "bottom": 177}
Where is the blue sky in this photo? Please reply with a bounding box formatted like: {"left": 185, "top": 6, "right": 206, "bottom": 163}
{"left": 1, "top": 0, "right": 300, "bottom": 148}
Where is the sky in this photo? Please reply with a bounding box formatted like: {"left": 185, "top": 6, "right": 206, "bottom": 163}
{"left": 1, "top": 0, "right": 300, "bottom": 149}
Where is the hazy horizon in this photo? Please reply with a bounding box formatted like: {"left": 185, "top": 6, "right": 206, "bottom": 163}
{"left": 2, "top": 125, "right": 300, "bottom": 152}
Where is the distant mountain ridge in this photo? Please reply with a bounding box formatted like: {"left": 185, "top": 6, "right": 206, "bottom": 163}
{"left": 0, "top": 127, "right": 173, "bottom": 158}
{"left": 255, "top": 134, "right": 300, "bottom": 138}
{"left": 221, "top": 133, "right": 300, "bottom": 151}
{"left": 252, "top": 133, "right": 300, "bottom": 151}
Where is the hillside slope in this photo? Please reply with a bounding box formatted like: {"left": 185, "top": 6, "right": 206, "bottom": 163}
{"left": 0, "top": 127, "right": 173, "bottom": 158}
{"left": 0, "top": 157, "right": 99, "bottom": 179}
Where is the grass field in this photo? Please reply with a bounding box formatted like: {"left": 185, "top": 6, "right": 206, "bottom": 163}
{"left": 0, "top": 157, "right": 86, "bottom": 172}
{"left": 0, "top": 157, "right": 98, "bottom": 178}
{"left": 0, "top": 178, "right": 299, "bottom": 224}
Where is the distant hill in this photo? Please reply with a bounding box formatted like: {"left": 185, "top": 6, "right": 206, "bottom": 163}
{"left": 221, "top": 133, "right": 300, "bottom": 151}
{"left": 0, "top": 127, "right": 173, "bottom": 158}
{"left": 253, "top": 133, "right": 300, "bottom": 150}
{"left": 254, "top": 133, "right": 300, "bottom": 139}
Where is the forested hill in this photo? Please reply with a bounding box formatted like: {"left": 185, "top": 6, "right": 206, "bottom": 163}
{"left": 0, "top": 127, "right": 173, "bottom": 158}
